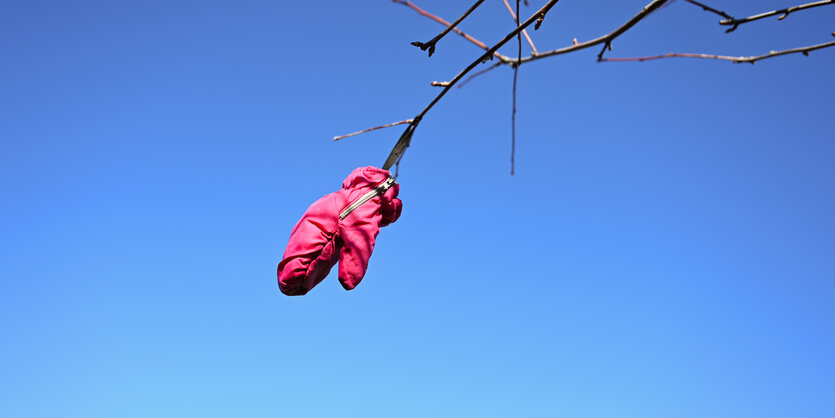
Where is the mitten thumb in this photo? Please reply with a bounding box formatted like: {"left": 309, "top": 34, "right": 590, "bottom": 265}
{"left": 380, "top": 183, "right": 402, "bottom": 227}
{"left": 337, "top": 217, "right": 378, "bottom": 290}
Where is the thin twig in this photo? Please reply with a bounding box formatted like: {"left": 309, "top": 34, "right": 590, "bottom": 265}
{"left": 682, "top": 0, "right": 732, "bottom": 20}
{"left": 511, "top": 67, "right": 518, "bottom": 174}
{"left": 502, "top": 0, "right": 539, "bottom": 55}
{"left": 409, "top": 0, "right": 485, "bottom": 57}
{"left": 392, "top": 0, "right": 513, "bottom": 63}
{"left": 511, "top": 0, "right": 522, "bottom": 175}
{"left": 382, "top": 0, "right": 563, "bottom": 170}
{"left": 334, "top": 119, "right": 414, "bottom": 141}
{"left": 720, "top": 0, "right": 835, "bottom": 33}
{"left": 597, "top": 0, "right": 669, "bottom": 60}
{"left": 457, "top": 61, "right": 502, "bottom": 88}
{"left": 509, "top": 0, "right": 669, "bottom": 63}
{"left": 600, "top": 38, "right": 835, "bottom": 64}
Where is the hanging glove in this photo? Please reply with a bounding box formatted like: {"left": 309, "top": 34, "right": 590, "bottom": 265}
{"left": 277, "top": 166, "right": 402, "bottom": 296}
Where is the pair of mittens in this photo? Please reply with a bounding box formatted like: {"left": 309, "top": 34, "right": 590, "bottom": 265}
{"left": 277, "top": 167, "right": 402, "bottom": 296}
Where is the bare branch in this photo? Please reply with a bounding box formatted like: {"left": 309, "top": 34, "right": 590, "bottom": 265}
{"left": 512, "top": 64, "right": 518, "bottom": 175}
{"left": 720, "top": 0, "right": 835, "bottom": 33}
{"left": 382, "top": 0, "right": 563, "bottom": 170}
{"left": 409, "top": 0, "right": 668, "bottom": 64}
{"left": 367, "top": 0, "right": 830, "bottom": 171}
{"left": 334, "top": 119, "right": 415, "bottom": 141}
{"left": 600, "top": 37, "right": 835, "bottom": 64}
{"left": 517, "top": 0, "right": 670, "bottom": 63}
{"left": 392, "top": 0, "right": 513, "bottom": 63}
{"left": 682, "top": 0, "right": 733, "bottom": 20}
{"left": 511, "top": 0, "right": 522, "bottom": 175}
{"left": 502, "top": 0, "right": 539, "bottom": 55}
{"left": 408, "top": 0, "right": 485, "bottom": 57}
{"left": 457, "top": 61, "right": 502, "bottom": 88}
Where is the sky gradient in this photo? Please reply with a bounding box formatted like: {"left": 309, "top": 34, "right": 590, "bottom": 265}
{"left": 2, "top": 1, "right": 834, "bottom": 416}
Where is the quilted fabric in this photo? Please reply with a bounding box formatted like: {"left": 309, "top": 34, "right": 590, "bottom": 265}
{"left": 277, "top": 167, "right": 402, "bottom": 295}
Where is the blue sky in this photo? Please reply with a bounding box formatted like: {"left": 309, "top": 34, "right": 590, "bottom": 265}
{"left": 2, "top": 1, "right": 834, "bottom": 416}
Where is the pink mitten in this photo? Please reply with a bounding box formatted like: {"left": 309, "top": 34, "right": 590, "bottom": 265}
{"left": 277, "top": 167, "right": 402, "bottom": 296}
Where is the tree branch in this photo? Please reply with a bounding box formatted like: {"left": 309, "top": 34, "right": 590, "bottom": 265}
{"left": 719, "top": 0, "right": 835, "bottom": 33}
{"left": 392, "top": 0, "right": 513, "bottom": 63}
{"left": 457, "top": 61, "right": 502, "bottom": 88}
{"left": 367, "top": 0, "right": 831, "bottom": 171}
{"left": 515, "top": 0, "right": 670, "bottom": 63}
{"left": 600, "top": 36, "right": 835, "bottom": 64}
{"left": 511, "top": 0, "right": 522, "bottom": 175}
{"left": 382, "top": 0, "right": 563, "bottom": 170}
{"left": 408, "top": 0, "right": 485, "bottom": 57}
{"left": 681, "top": 0, "right": 733, "bottom": 20}
{"left": 334, "top": 119, "right": 415, "bottom": 141}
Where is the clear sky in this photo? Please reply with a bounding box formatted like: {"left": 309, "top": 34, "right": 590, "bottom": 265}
{"left": 2, "top": 1, "right": 834, "bottom": 417}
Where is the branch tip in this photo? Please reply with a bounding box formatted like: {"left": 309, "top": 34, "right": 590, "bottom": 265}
{"left": 600, "top": 39, "right": 835, "bottom": 64}
{"left": 406, "top": 0, "right": 486, "bottom": 58}
{"left": 334, "top": 119, "right": 415, "bottom": 141}
{"left": 716, "top": 0, "right": 835, "bottom": 31}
